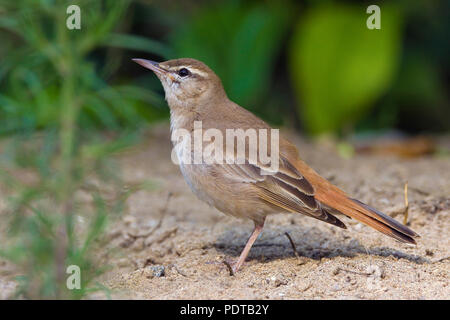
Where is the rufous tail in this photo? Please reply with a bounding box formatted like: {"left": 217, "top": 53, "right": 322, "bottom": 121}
{"left": 300, "top": 163, "right": 419, "bottom": 244}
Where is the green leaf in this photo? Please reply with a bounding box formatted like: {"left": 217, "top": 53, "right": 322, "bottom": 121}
{"left": 102, "top": 33, "right": 172, "bottom": 58}
{"left": 289, "top": 4, "right": 402, "bottom": 135}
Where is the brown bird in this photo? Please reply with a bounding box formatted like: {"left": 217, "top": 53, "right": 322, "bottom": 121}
{"left": 133, "top": 57, "right": 419, "bottom": 274}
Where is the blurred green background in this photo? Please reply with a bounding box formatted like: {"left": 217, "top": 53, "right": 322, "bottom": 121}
{"left": 1, "top": 0, "right": 449, "bottom": 136}
{"left": 0, "top": 0, "right": 448, "bottom": 299}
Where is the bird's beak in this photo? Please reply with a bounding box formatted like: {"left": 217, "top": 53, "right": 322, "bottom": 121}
{"left": 132, "top": 58, "right": 167, "bottom": 76}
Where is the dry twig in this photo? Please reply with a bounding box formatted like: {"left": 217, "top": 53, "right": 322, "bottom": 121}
{"left": 284, "top": 232, "right": 300, "bottom": 258}
{"left": 403, "top": 182, "right": 409, "bottom": 225}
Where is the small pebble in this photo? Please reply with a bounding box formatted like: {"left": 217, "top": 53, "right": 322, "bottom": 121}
{"left": 149, "top": 265, "right": 165, "bottom": 277}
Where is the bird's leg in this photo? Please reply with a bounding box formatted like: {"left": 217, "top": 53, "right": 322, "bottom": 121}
{"left": 231, "top": 219, "right": 265, "bottom": 274}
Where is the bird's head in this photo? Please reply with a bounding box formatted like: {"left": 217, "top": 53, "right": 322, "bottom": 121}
{"left": 133, "top": 58, "right": 226, "bottom": 109}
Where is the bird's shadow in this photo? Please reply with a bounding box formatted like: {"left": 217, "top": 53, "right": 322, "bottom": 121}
{"left": 213, "top": 224, "right": 428, "bottom": 265}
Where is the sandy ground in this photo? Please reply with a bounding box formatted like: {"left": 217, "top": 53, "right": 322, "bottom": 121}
{"left": 1, "top": 125, "right": 449, "bottom": 299}
{"left": 102, "top": 126, "right": 449, "bottom": 300}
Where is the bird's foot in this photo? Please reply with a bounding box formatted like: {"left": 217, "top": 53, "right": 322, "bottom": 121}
{"left": 222, "top": 258, "right": 248, "bottom": 275}
{"left": 205, "top": 259, "right": 240, "bottom": 275}
{"left": 222, "top": 259, "right": 237, "bottom": 276}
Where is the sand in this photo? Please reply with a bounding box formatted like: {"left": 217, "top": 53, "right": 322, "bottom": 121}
{"left": 104, "top": 126, "right": 450, "bottom": 299}
{"left": 1, "top": 125, "right": 449, "bottom": 299}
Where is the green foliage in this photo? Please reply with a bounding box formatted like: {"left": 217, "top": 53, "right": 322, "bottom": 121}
{"left": 289, "top": 3, "right": 402, "bottom": 135}
{"left": 0, "top": 128, "right": 148, "bottom": 299}
{"left": 0, "top": 0, "right": 162, "bottom": 299}
{"left": 170, "top": 0, "right": 293, "bottom": 112}
{"left": 389, "top": 52, "right": 450, "bottom": 132}
{"left": 0, "top": 0, "right": 167, "bottom": 134}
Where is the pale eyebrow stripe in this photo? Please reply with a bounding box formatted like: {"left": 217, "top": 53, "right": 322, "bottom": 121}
{"left": 189, "top": 68, "right": 208, "bottom": 77}
{"left": 170, "top": 66, "right": 209, "bottom": 78}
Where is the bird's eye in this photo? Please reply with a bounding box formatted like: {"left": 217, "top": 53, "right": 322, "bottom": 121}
{"left": 178, "top": 68, "right": 190, "bottom": 77}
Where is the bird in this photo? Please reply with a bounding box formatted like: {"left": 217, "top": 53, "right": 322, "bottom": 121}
{"left": 132, "top": 57, "right": 419, "bottom": 274}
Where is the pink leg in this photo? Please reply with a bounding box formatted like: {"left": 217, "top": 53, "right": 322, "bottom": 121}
{"left": 231, "top": 220, "right": 265, "bottom": 274}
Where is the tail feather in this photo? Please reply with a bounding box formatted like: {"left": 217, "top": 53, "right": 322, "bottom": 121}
{"left": 318, "top": 192, "right": 419, "bottom": 244}
{"left": 289, "top": 158, "right": 420, "bottom": 245}
{"left": 348, "top": 198, "right": 418, "bottom": 244}
{"left": 350, "top": 198, "right": 419, "bottom": 239}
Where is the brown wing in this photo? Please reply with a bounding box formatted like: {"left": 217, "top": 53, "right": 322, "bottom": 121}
{"left": 219, "top": 155, "right": 347, "bottom": 229}
{"left": 255, "top": 159, "right": 346, "bottom": 229}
